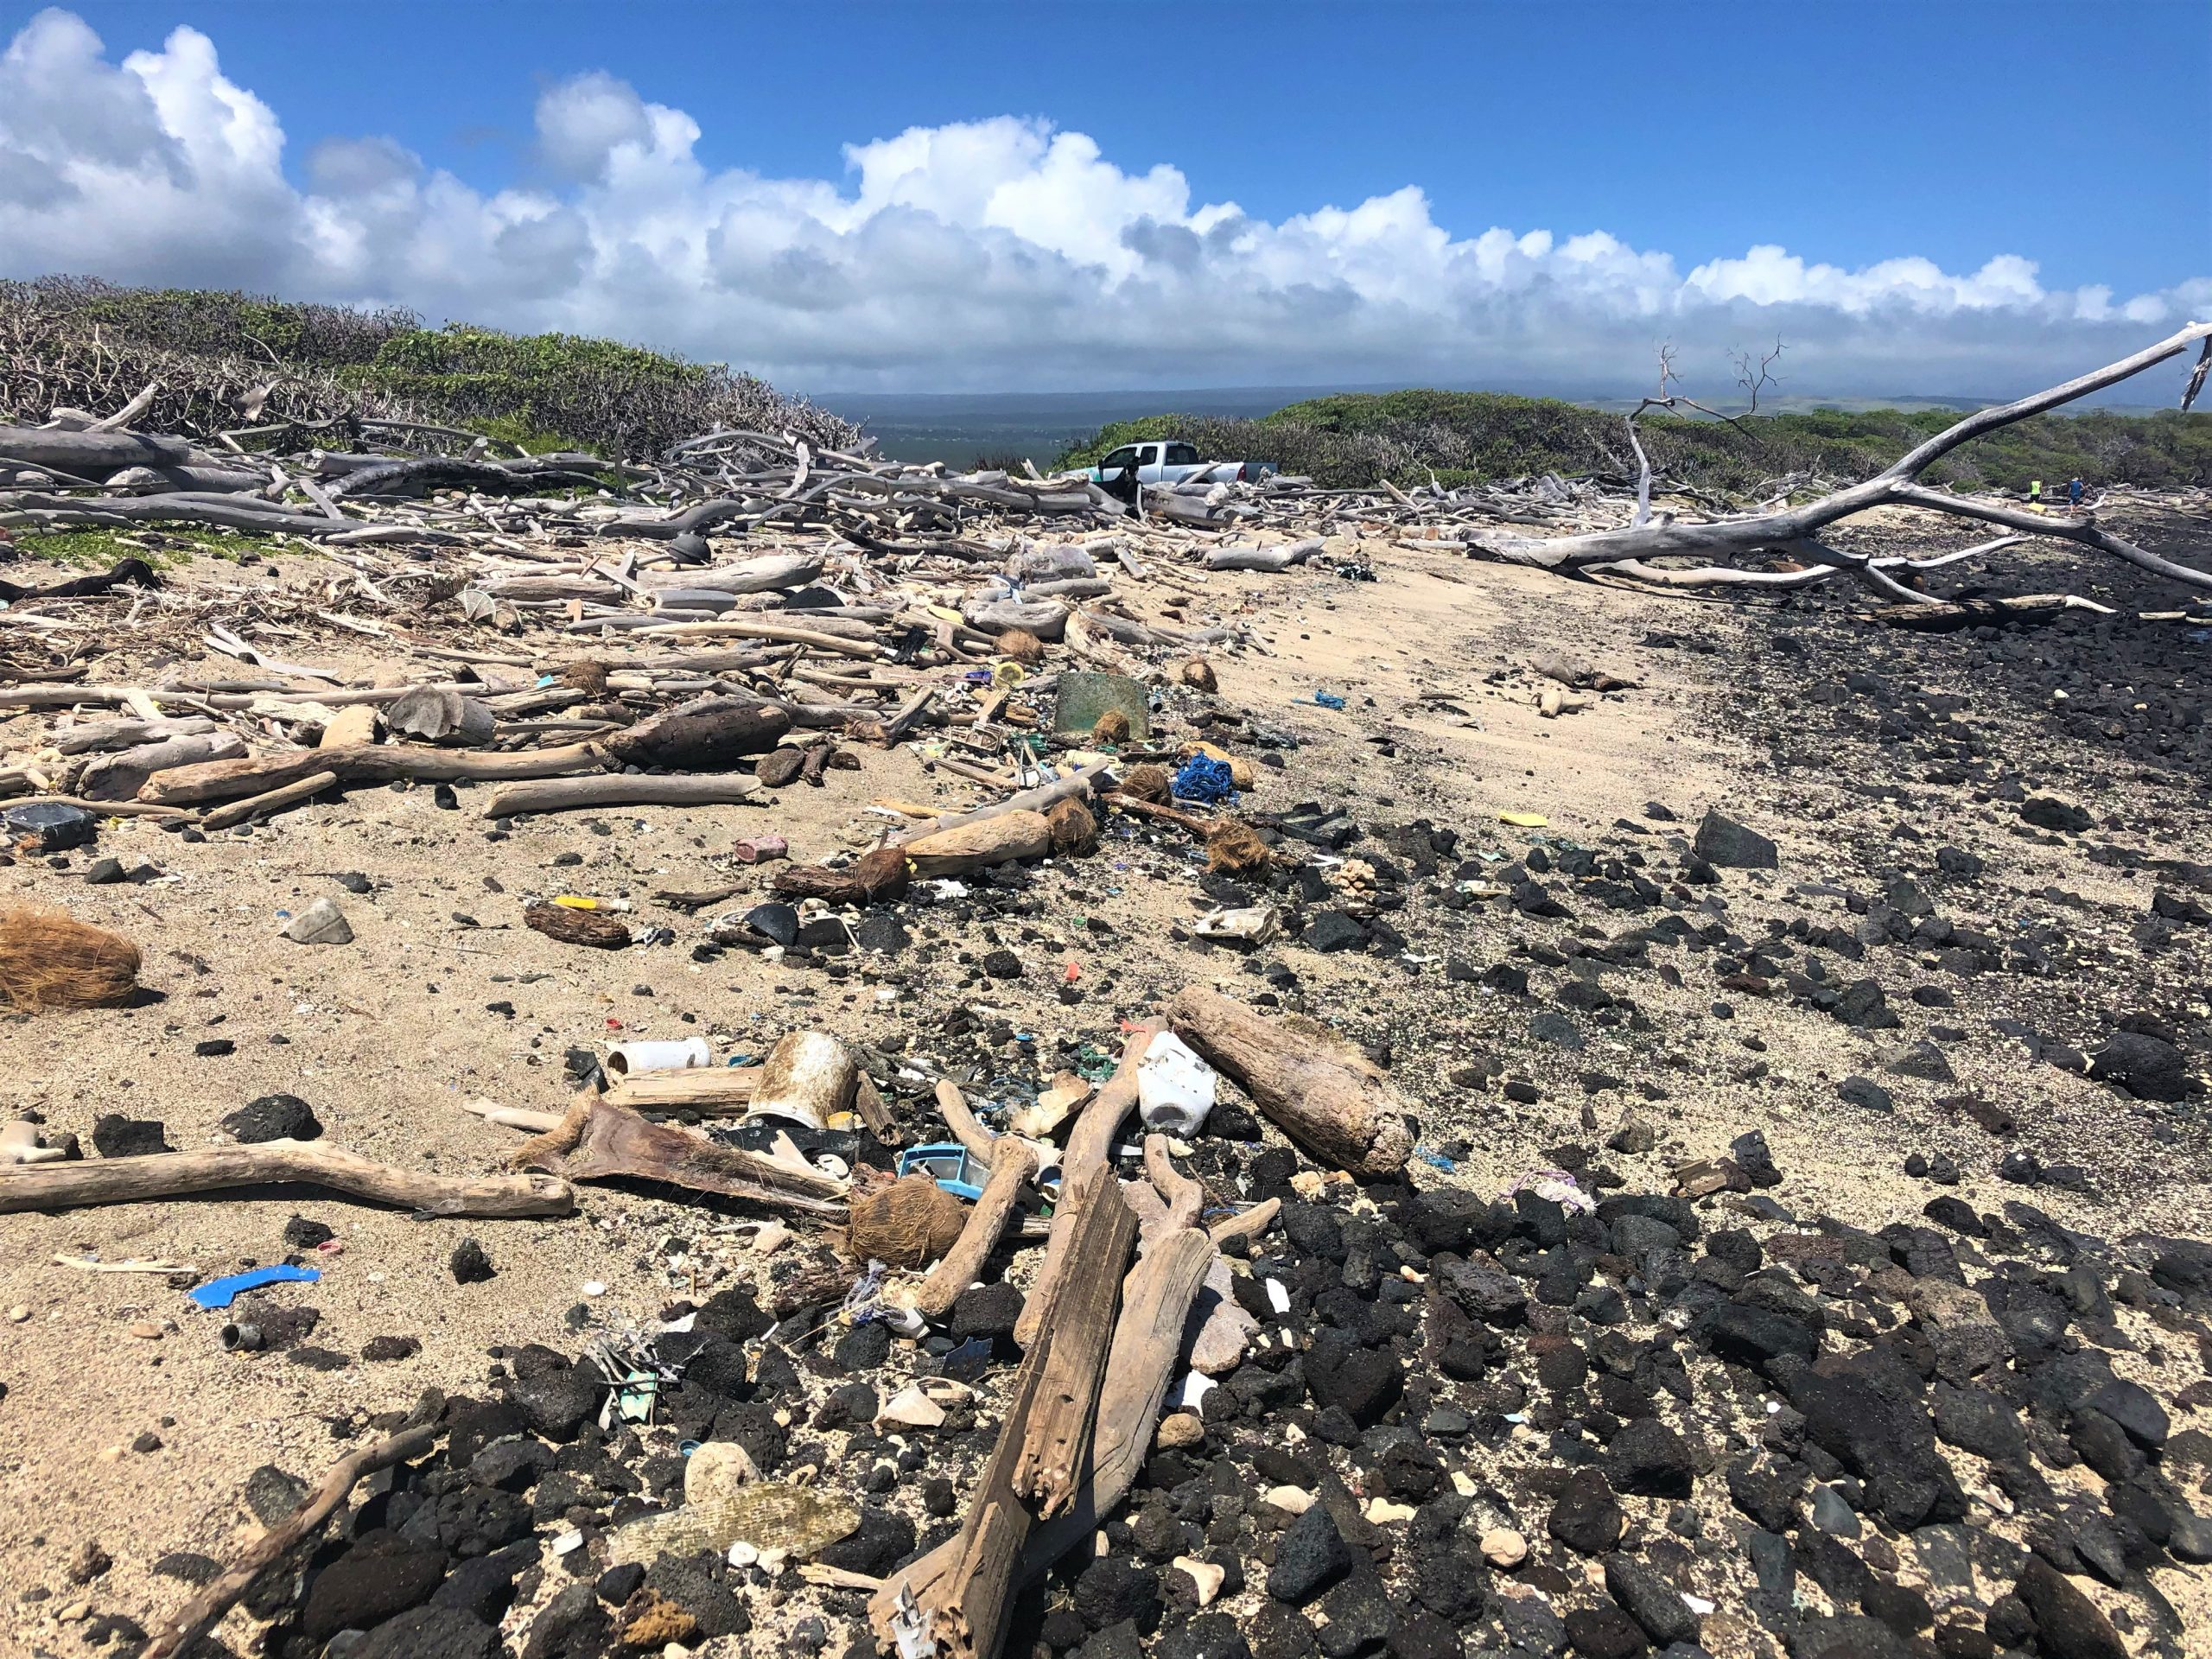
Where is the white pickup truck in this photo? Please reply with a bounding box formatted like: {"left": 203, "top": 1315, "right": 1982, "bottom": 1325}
{"left": 1084, "top": 439, "right": 1278, "bottom": 487}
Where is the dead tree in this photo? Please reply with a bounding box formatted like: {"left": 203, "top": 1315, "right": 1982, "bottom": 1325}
{"left": 1469, "top": 322, "right": 2212, "bottom": 602}
{"left": 1731, "top": 337, "right": 1785, "bottom": 414}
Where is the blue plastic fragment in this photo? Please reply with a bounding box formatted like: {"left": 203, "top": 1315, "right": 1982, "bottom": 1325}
{"left": 188, "top": 1263, "right": 320, "bottom": 1310}
{"left": 1415, "top": 1147, "right": 1458, "bottom": 1173}
{"left": 1171, "top": 753, "right": 1236, "bottom": 804}
{"left": 939, "top": 1337, "right": 993, "bottom": 1382}
{"left": 1313, "top": 690, "right": 1348, "bottom": 709}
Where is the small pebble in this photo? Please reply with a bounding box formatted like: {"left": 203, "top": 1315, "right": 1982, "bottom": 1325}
{"left": 1481, "top": 1527, "right": 1529, "bottom": 1567}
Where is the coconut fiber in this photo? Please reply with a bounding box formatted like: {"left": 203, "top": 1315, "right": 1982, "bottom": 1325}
{"left": 0, "top": 905, "right": 141, "bottom": 1011}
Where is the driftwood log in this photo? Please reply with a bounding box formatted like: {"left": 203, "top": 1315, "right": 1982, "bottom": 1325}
{"left": 200, "top": 768, "right": 340, "bottom": 831}
{"left": 524, "top": 1096, "right": 844, "bottom": 1216}
{"left": 1166, "top": 984, "right": 1414, "bottom": 1177}
{"left": 916, "top": 1171, "right": 1135, "bottom": 1659}
{"left": 908, "top": 1138, "right": 1038, "bottom": 1322}
{"left": 1857, "top": 594, "right": 2113, "bottom": 630}
{"left": 78, "top": 733, "right": 245, "bottom": 801}
{"left": 139, "top": 695, "right": 792, "bottom": 806}
{"left": 0, "top": 1141, "right": 574, "bottom": 1217}
{"left": 143, "top": 1422, "right": 441, "bottom": 1659}
{"left": 1014, "top": 1019, "right": 1163, "bottom": 1349}
{"left": 770, "top": 843, "right": 911, "bottom": 907}
{"left": 874, "top": 1221, "right": 1213, "bottom": 1649}
{"left": 896, "top": 762, "right": 1111, "bottom": 846}
{"left": 1008, "top": 1170, "right": 1138, "bottom": 1522}
{"left": 603, "top": 1068, "right": 756, "bottom": 1114}
{"left": 902, "top": 810, "right": 1052, "bottom": 877}
{"left": 483, "top": 773, "right": 760, "bottom": 817}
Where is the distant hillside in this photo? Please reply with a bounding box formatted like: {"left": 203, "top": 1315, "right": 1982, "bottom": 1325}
{"left": 0, "top": 276, "right": 857, "bottom": 457}
{"left": 1056, "top": 388, "right": 2212, "bottom": 493}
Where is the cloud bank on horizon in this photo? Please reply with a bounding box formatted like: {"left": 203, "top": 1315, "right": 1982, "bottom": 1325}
{"left": 3, "top": 9, "right": 2206, "bottom": 398}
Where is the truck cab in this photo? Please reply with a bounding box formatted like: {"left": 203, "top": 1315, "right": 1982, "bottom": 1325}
{"left": 1087, "top": 440, "right": 1274, "bottom": 487}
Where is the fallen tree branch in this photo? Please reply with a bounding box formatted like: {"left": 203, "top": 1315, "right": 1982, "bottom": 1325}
{"left": 1465, "top": 322, "right": 2212, "bottom": 594}
{"left": 143, "top": 1422, "right": 442, "bottom": 1659}
{"left": 0, "top": 1141, "right": 575, "bottom": 1217}
{"left": 524, "top": 1096, "right": 845, "bottom": 1216}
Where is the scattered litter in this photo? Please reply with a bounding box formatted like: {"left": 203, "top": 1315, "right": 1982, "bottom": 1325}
{"left": 895, "top": 1142, "right": 990, "bottom": 1202}
{"left": 1498, "top": 810, "right": 1549, "bottom": 828}
{"left": 281, "top": 897, "right": 353, "bottom": 945}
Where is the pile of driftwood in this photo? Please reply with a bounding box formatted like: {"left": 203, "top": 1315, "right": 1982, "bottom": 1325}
{"left": 5, "top": 321, "right": 2209, "bottom": 707}
{"left": 11, "top": 983, "right": 1419, "bottom": 1659}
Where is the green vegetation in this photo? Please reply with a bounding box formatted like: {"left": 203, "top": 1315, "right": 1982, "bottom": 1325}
{"left": 0, "top": 276, "right": 857, "bottom": 459}
{"left": 10, "top": 525, "right": 278, "bottom": 568}
{"left": 1057, "top": 390, "right": 2212, "bottom": 494}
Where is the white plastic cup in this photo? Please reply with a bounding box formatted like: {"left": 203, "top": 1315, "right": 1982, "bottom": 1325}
{"left": 605, "top": 1037, "right": 712, "bottom": 1076}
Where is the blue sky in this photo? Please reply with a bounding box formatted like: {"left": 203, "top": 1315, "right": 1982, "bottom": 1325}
{"left": 3, "top": 1, "right": 2206, "bottom": 397}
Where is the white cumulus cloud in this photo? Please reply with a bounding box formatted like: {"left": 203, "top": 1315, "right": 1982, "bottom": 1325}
{"left": 1, "top": 7, "right": 2204, "bottom": 397}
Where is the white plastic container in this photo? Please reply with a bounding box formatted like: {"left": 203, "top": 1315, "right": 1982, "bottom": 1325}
{"left": 605, "top": 1037, "right": 712, "bottom": 1076}
{"left": 1136, "top": 1033, "right": 1217, "bottom": 1136}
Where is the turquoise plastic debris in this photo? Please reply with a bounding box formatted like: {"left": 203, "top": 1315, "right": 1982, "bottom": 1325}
{"left": 898, "top": 1142, "right": 988, "bottom": 1201}
{"left": 188, "top": 1263, "right": 320, "bottom": 1310}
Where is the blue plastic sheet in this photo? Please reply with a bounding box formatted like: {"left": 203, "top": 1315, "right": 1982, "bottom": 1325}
{"left": 188, "top": 1263, "right": 320, "bottom": 1310}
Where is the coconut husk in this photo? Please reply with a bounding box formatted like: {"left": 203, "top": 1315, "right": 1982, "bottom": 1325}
{"left": 1046, "top": 796, "right": 1098, "bottom": 857}
{"left": 1206, "top": 819, "right": 1272, "bottom": 875}
{"left": 836, "top": 1172, "right": 968, "bottom": 1268}
{"left": 524, "top": 901, "right": 632, "bottom": 949}
{"left": 1179, "top": 658, "right": 1218, "bottom": 693}
{"left": 998, "top": 629, "right": 1046, "bottom": 665}
{"left": 770, "top": 844, "right": 911, "bottom": 907}
{"left": 1090, "top": 709, "right": 1130, "bottom": 746}
{"left": 562, "top": 659, "right": 612, "bottom": 695}
{"left": 1122, "top": 763, "right": 1172, "bottom": 804}
{"left": 0, "top": 905, "right": 141, "bottom": 1011}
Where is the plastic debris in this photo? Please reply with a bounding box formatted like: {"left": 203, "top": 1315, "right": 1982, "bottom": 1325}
{"left": 1136, "top": 1033, "right": 1217, "bottom": 1137}
{"left": 1171, "top": 753, "right": 1236, "bottom": 804}
{"left": 939, "top": 1336, "right": 993, "bottom": 1382}
{"left": 281, "top": 897, "right": 353, "bottom": 945}
{"left": 188, "top": 1263, "right": 321, "bottom": 1310}
{"left": 1192, "top": 905, "right": 1279, "bottom": 945}
{"left": 1498, "top": 810, "right": 1549, "bottom": 828}
{"left": 896, "top": 1142, "right": 989, "bottom": 1201}
{"left": 1506, "top": 1166, "right": 1598, "bottom": 1215}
